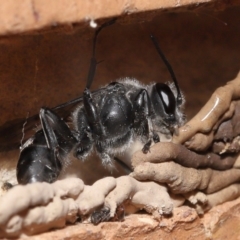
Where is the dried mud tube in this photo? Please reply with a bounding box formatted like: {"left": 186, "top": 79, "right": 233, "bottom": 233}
{"left": 1, "top": 73, "right": 240, "bottom": 238}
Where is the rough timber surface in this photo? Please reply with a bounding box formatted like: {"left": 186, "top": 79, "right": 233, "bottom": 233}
{"left": 0, "top": 0, "right": 215, "bottom": 35}
{"left": 26, "top": 198, "right": 240, "bottom": 240}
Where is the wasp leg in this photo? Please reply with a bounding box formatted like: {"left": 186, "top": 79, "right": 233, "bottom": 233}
{"left": 83, "top": 88, "right": 102, "bottom": 137}
{"left": 73, "top": 108, "right": 93, "bottom": 159}
{"left": 134, "top": 89, "right": 159, "bottom": 153}
{"left": 91, "top": 207, "right": 111, "bottom": 225}
{"left": 91, "top": 204, "right": 125, "bottom": 225}
{"left": 17, "top": 108, "right": 76, "bottom": 184}
{"left": 83, "top": 88, "right": 113, "bottom": 165}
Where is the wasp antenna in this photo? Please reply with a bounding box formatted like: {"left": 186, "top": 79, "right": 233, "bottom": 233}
{"left": 150, "top": 35, "right": 182, "bottom": 105}
{"left": 86, "top": 18, "right": 117, "bottom": 89}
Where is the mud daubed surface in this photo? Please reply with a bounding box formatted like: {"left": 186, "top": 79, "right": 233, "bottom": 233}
{"left": 23, "top": 198, "right": 240, "bottom": 240}
{"left": 1, "top": 73, "right": 240, "bottom": 239}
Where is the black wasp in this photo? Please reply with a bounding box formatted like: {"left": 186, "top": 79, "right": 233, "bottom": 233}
{"left": 2, "top": 19, "right": 185, "bottom": 184}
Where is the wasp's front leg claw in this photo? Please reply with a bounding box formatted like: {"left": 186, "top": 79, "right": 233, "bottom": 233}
{"left": 91, "top": 207, "right": 111, "bottom": 225}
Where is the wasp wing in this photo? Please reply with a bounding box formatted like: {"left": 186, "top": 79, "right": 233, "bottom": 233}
{"left": 0, "top": 98, "right": 82, "bottom": 152}
{"left": 0, "top": 88, "right": 106, "bottom": 152}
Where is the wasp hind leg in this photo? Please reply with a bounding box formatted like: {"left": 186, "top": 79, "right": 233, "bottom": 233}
{"left": 17, "top": 108, "right": 76, "bottom": 184}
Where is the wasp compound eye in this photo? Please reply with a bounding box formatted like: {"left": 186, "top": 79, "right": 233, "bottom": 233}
{"left": 152, "top": 83, "right": 176, "bottom": 117}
